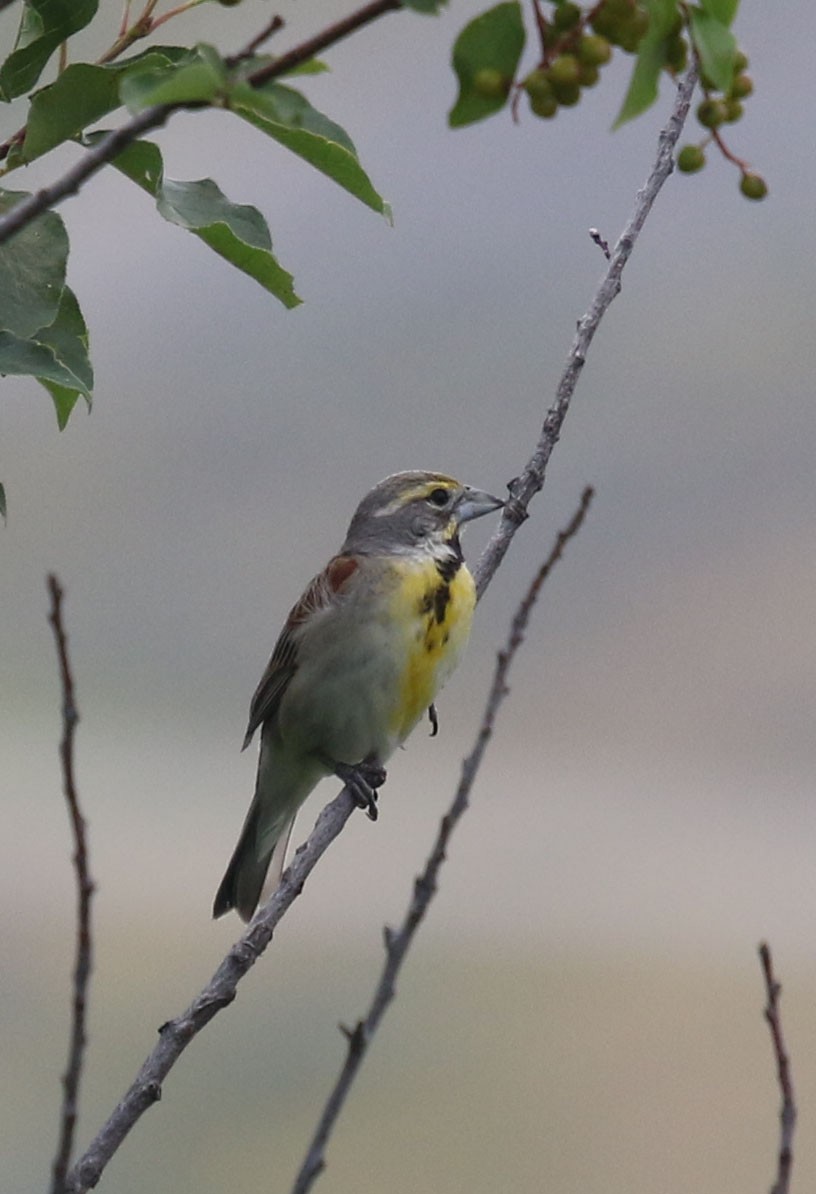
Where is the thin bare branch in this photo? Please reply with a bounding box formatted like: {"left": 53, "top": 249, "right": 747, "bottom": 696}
{"left": 474, "top": 63, "right": 697, "bottom": 597}
{"left": 46, "top": 575, "right": 95, "bottom": 1194}
{"left": 66, "top": 787, "right": 363, "bottom": 1192}
{"left": 291, "top": 487, "right": 594, "bottom": 1194}
{"left": 226, "top": 14, "right": 286, "bottom": 68}
{"left": 759, "top": 942, "right": 797, "bottom": 1194}
{"left": 0, "top": 0, "right": 403, "bottom": 243}
{"left": 66, "top": 67, "right": 696, "bottom": 1193}
{"left": 246, "top": 0, "right": 400, "bottom": 88}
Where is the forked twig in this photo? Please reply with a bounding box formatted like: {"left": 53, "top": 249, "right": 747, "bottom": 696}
{"left": 759, "top": 943, "right": 796, "bottom": 1194}
{"left": 290, "top": 487, "right": 594, "bottom": 1194}
{"left": 47, "top": 575, "right": 95, "bottom": 1194}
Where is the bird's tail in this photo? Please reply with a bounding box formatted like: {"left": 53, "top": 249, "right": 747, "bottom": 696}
{"left": 212, "top": 803, "right": 296, "bottom": 922}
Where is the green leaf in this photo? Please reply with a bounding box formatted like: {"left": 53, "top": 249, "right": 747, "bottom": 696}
{"left": 34, "top": 285, "right": 93, "bottom": 425}
{"left": 230, "top": 82, "right": 389, "bottom": 216}
{"left": 108, "top": 137, "right": 301, "bottom": 309}
{"left": 40, "top": 380, "right": 81, "bottom": 428}
{"left": 689, "top": 6, "right": 737, "bottom": 91}
{"left": 0, "top": 0, "right": 99, "bottom": 101}
{"left": 277, "top": 59, "right": 330, "bottom": 77}
{"left": 24, "top": 63, "right": 119, "bottom": 162}
{"left": 0, "top": 189, "right": 67, "bottom": 337}
{"left": 13, "top": 4, "right": 45, "bottom": 53}
{"left": 0, "top": 331, "right": 90, "bottom": 404}
{"left": 0, "top": 285, "right": 92, "bottom": 428}
{"left": 449, "top": 1, "right": 525, "bottom": 128}
{"left": 23, "top": 50, "right": 188, "bottom": 163}
{"left": 613, "top": 0, "right": 679, "bottom": 127}
{"left": 119, "top": 43, "right": 227, "bottom": 112}
{"left": 699, "top": 0, "right": 739, "bottom": 26}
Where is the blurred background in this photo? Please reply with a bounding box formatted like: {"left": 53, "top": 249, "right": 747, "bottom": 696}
{"left": 2, "top": 1, "right": 815, "bottom": 1191}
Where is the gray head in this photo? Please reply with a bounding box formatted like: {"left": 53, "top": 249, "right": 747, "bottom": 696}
{"left": 342, "top": 471, "right": 504, "bottom": 556}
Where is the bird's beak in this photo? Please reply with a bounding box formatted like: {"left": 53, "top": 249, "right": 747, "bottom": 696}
{"left": 456, "top": 486, "right": 505, "bottom": 525}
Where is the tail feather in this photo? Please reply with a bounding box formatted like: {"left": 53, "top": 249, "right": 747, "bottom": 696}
{"left": 213, "top": 800, "right": 296, "bottom": 923}
{"left": 214, "top": 732, "right": 327, "bottom": 922}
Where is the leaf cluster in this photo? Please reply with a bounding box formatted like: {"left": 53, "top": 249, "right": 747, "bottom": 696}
{"left": 0, "top": 1, "right": 391, "bottom": 431}
{"left": 449, "top": 0, "right": 747, "bottom": 131}
{"left": 0, "top": 0, "right": 763, "bottom": 506}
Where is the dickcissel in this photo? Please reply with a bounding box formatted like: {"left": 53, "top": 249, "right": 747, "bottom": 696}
{"left": 213, "top": 470, "right": 504, "bottom": 921}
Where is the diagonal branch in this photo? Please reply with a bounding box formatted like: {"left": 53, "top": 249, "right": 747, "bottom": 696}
{"left": 290, "top": 486, "right": 594, "bottom": 1194}
{"left": 66, "top": 68, "right": 696, "bottom": 1193}
{"left": 47, "top": 575, "right": 96, "bottom": 1194}
{"left": 474, "top": 63, "right": 697, "bottom": 597}
{"left": 0, "top": 0, "right": 403, "bottom": 247}
{"left": 759, "top": 942, "right": 797, "bottom": 1194}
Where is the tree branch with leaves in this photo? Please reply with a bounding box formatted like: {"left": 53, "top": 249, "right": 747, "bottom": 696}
{"left": 0, "top": 0, "right": 762, "bottom": 500}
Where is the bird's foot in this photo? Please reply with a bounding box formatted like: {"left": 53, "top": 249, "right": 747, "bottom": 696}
{"left": 333, "top": 756, "right": 386, "bottom": 821}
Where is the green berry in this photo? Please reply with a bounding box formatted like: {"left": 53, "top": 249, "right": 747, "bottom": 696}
{"left": 548, "top": 54, "right": 580, "bottom": 87}
{"left": 578, "top": 34, "right": 612, "bottom": 66}
{"left": 472, "top": 67, "right": 511, "bottom": 99}
{"left": 600, "top": 0, "right": 633, "bottom": 19}
{"left": 551, "top": 79, "right": 581, "bottom": 106}
{"left": 740, "top": 172, "right": 767, "bottom": 200}
{"left": 553, "top": 1, "right": 582, "bottom": 30}
{"left": 723, "top": 98, "right": 743, "bottom": 123}
{"left": 617, "top": 5, "right": 649, "bottom": 51}
{"left": 677, "top": 144, "right": 705, "bottom": 173}
{"left": 733, "top": 50, "right": 749, "bottom": 74}
{"left": 530, "top": 92, "right": 559, "bottom": 119}
{"left": 524, "top": 68, "right": 554, "bottom": 100}
{"left": 629, "top": 6, "right": 650, "bottom": 38}
{"left": 577, "top": 62, "right": 600, "bottom": 87}
{"left": 730, "top": 73, "right": 753, "bottom": 99}
{"left": 696, "top": 97, "right": 727, "bottom": 128}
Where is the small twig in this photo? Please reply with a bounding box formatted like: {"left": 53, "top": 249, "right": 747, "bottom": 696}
{"left": 246, "top": 0, "right": 401, "bottom": 88}
{"left": 227, "top": 14, "right": 286, "bottom": 67}
{"left": 290, "top": 488, "right": 594, "bottom": 1194}
{"left": 46, "top": 575, "right": 95, "bottom": 1194}
{"left": 759, "top": 943, "right": 797, "bottom": 1194}
{"left": 118, "top": 0, "right": 133, "bottom": 39}
{"left": 588, "top": 227, "right": 611, "bottom": 260}
{"left": 708, "top": 125, "right": 750, "bottom": 173}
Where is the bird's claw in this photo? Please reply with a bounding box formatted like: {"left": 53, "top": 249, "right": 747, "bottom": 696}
{"left": 334, "top": 757, "right": 386, "bottom": 822}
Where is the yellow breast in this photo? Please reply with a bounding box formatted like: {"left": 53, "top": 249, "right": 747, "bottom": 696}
{"left": 388, "top": 556, "right": 476, "bottom": 742}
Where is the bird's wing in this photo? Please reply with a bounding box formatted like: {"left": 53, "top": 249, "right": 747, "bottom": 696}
{"left": 241, "top": 554, "right": 360, "bottom": 749}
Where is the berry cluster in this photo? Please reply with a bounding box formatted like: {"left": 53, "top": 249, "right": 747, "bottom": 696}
{"left": 522, "top": 31, "right": 612, "bottom": 118}
{"left": 677, "top": 51, "right": 767, "bottom": 199}
{"left": 517, "top": 0, "right": 658, "bottom": 122}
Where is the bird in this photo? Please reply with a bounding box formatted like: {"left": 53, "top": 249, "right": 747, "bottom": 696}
{"left": 213, "top": 470, "right": 505, "bottom": 922}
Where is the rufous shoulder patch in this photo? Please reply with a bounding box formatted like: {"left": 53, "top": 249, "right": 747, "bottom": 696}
{"left": 325, "top": 554, "right": 359, "bottom": 592}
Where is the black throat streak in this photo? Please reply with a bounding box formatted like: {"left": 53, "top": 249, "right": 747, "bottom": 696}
{"left": 419, "top": 538, "right": 463, "bottom": 626}
{"left": 435, "top": 533, "right": 463, "bottom": 583}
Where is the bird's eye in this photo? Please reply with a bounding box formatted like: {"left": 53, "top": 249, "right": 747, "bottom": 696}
{"left": 427, "top": 487, "right": 450, "bottom": 508}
